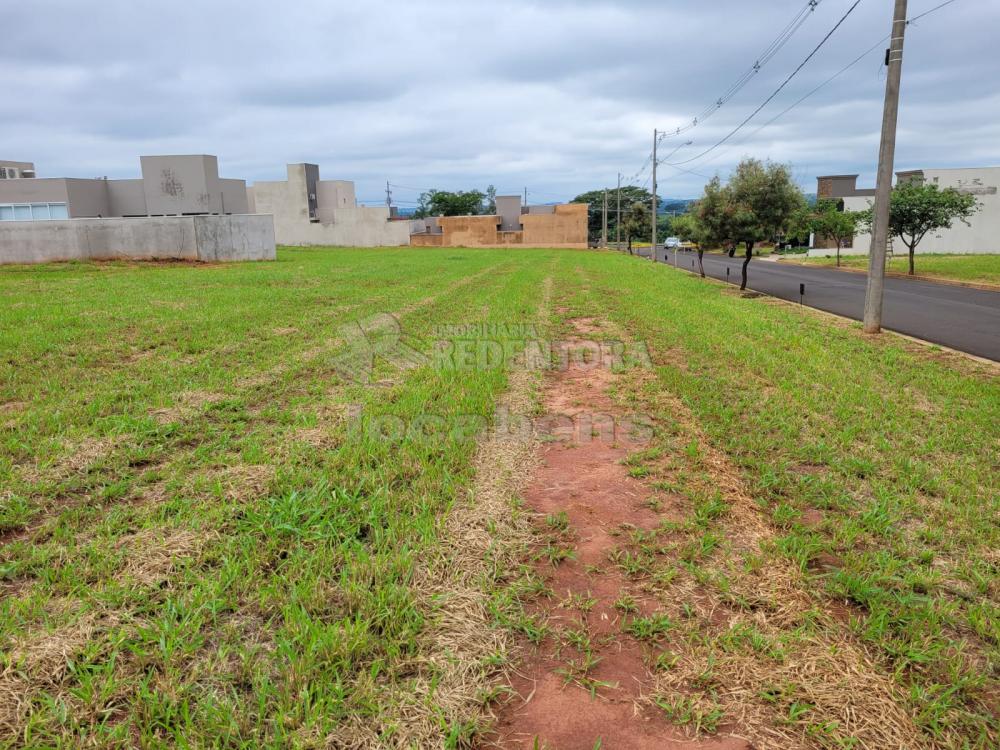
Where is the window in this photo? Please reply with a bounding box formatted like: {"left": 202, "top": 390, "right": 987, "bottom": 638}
{"left": 0, "top": 202, "right": 69, "bottom": 221}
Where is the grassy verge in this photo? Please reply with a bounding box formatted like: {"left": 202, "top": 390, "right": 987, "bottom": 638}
{"left": 787, "top": 253, "right": 1000, "bottom": 285}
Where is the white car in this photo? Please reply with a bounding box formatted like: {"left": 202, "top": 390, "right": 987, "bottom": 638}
{"left": 665, "top": 237, "right": 680, "bottom": 248}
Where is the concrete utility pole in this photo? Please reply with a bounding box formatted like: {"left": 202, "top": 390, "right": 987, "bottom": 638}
{"left": 616, "top": 172, "right": 621, "bottom": 250}
{"left": 601, "top": 189, "right": 608, "bottom": 248}
{"left": 651, "top": 129, "right": 657, "bottom": 261}
{"left": 385, "top": 180, "right": 392, "bottom": 208}
{"left": 863, "top": 0, "right": 908, "bottom": 334}
{"left": 524, "top": 187, "right": 528, "bottom": 206}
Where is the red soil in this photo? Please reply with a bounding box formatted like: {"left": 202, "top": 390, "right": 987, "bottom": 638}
{"left": 487, "top": 323, "right": 750, "bottom": 750}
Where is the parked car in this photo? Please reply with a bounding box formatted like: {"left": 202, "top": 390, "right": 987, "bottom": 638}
{"left": 665, "top": 237, "right": 680, "bottom": 248}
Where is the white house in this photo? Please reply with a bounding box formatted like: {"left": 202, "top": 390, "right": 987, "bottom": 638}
{"left": 809, "top": 167, "right": 1000, "bottom": 257}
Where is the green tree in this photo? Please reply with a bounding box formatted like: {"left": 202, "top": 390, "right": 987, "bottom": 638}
{"left": 695, "top": 176, "right": 738, "bottom": 256}
{"left": 421, "top": 189, "right": 486, "bottom": 217}
{"left": 485, "top": 185, "right": 497, "bottom": 214}
{"left": 622, "top": 201, "right": 651, "bottom": 255}
{"left": 867, "top": 181, "right": 979, "bottom": 275}
{"left": 725, "top": 159, "right": 805, "bottom": 290}
{"left": 573, "top": 186, "right": 653, "bottom": 243}
{"left": 798, "top": 200, "right": 865, "bottom": 267}
{"left": 671, "top": 212, "right": 708, "bottom": 277}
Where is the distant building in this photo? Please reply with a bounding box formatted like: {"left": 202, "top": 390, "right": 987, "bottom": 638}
{"left": 410, "top": 195, "right": 588, "bottom": 248}
{"left": 0, "top": 160, "right": 35, "bottom": 180}
{"left": 811, "top": 168, "right": 1000, "bottom": 256}
{"left": 247, "top": 163, "right": 410, "bottom": 247}
{"left": 0, "top": 155, "right": 248, "bottom": 222}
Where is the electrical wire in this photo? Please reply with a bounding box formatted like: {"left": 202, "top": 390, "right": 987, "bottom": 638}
{"left": 658, "top": 0, "right": 823, "bottom": 140}
{"left": 665, "top": 0, "right": 864, "bottom": 167}
{"left": 671, "top": 0, "right": 963, "bottom": 173}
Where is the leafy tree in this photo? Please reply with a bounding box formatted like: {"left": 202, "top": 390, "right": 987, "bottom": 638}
{"left": 865, "top": 181, "right": 979, "bottom": 275}
{"left": 420, "top": 189, "right": 486, "bottom": 217}
{"left": 725, "top": 159, "right": 805, "bottom": 290}
{"left": 695, "top": 176, "right": 738, "bottom": 257}
{"left": 573, "top": 186, "right": 653, "bottom": 242}
{"left": 671, "top": 212, "right": 708, "bottom": 277}
{"left": 622, "top": 201, "right": 651, "bottom": 254}
{"left": 799, "top": 200, "right": 865, "bottom": 267}
{"left": 486, "top": 185, "right": 497, "bottom": 214}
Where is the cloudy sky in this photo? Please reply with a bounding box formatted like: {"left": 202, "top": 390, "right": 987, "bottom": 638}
{"left": 4, "top": 0, "right": 996, "bottom": 204}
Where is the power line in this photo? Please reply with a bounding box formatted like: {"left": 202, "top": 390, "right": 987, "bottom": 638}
{"left": 670, "top": 0, "right": 963, "bottom": 173}
{"left": 658, "top": 0, "right": 823, "bottom": 141}
{"left": 665, "top": 0, "right": 864, "bottom": 167}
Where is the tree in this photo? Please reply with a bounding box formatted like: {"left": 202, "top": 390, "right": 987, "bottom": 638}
{"left": 671, "top": 212, "right": 708, "bottom": 277}
{"left": 573, "top": 186, "right": 653, "bottom": 243}
{"left": 622, "top": 201, "right": 651, "bottom": 255}
{"left": 486, "top": 185, "right": 497, "bottom": 214}
{"left": 421, "top": 189, "right": 486, "bottom": 217}
{"left": 726, "top": 159, "right": 805, "bottom": 290}
{"left": 800, "top": 200, "right": 865, "bottom": 268}
{"left": 868, "top": 181, "right": 979, "bottom": 275}
{"left": 696, "top": 176, "right": 738, "bottom": 257}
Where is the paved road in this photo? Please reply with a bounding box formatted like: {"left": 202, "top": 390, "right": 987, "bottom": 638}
{"left": 657, "top": 250, "right": 1000, "bottom": 361}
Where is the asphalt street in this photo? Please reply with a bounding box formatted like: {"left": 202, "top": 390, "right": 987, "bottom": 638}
{"left": 656, "top": 250, "right": 1000, "bottom": 361}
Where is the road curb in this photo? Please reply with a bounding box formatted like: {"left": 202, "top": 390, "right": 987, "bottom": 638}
{"left": 776, "top": 259, "right": 1000, "bottom": 292}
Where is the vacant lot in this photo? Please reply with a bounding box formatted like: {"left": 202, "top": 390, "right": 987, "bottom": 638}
{"left": 1, "top": 248, "right": 997, "bottom": 748}
{"left": 789, "top": 253, "right": 1000, "bottom": 286}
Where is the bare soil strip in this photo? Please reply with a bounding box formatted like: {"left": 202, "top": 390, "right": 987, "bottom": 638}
{"left": 489, "top": 318, "right": 747, "bottom": 749}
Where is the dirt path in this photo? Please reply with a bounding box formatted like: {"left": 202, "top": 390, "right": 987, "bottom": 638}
{"left": 489, "top": 319, "right": 748, "bottom": 750}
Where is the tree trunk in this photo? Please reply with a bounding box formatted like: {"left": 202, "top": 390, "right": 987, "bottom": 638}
{"left": 909, "top": 244, "right": 915, "bottom": 275}
{"left": 836, "top": 241, "right": 841, "bottom": 268}
{"left": 697, "top": 248, "right": 705, "bottom": 278}
{"left": 740, "top": 242, "right": 753, "bottom": 291}
{"left": 727, "top": 244, "right": 737, "bottom": 258}
{"left": 627, "top": 237, "right": 633, "bottom": 255}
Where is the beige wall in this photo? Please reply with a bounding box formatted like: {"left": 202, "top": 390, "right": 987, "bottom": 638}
{"left": 413, "top": 203, "right": 588, "bottom": 248}
{"left": 108, "top": 179, "right": 148, "bottom": 216}
{"left": 521, "top": 203, "right": 588, "bottom": 247}
{"left": 0, "top": 178, "right": 70, "bottom": 205}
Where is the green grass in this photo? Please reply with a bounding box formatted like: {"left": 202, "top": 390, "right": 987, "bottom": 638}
{"left": 1, "top": 246, "right": 997, "bottom": 748}
{"left": 790, "top": 252, "right": 1000, "bottom": 285}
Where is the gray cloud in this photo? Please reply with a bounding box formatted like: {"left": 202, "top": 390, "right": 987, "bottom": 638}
{"left": 2, "top": 0, "right": 997, "bottom": 202}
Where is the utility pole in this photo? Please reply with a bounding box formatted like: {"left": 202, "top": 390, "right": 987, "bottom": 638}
{"left": 385, "top": 180, "right": 392, "bottom": 209}
{"left": 601, "top": 189, "right": 608, "bottom": 248}
{"left": 615, "top": 172, "right": 621, "bottom": 250}
{"left": 523, "top": 187, "right": 528, "bottom": 206}
{"left": 863, "top": 0, "right": 907, "bottom": 334}
{"left": 651, "top": 129, "right": 657, "bottom": 262}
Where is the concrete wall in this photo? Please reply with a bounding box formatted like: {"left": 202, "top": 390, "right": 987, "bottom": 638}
{"left": 108, "top": 179, "right": 148, "bottom": 216}
{"left": 64, "top": 179, "right": 111, "bottom": 217}
{"left": 0, "top": 215, "right": 275, "bottom": 264}
{"left": 496, "top": 195, "right": 522, "bottom": 231}
{"left": 811, "top": 167, "right": 1000, "bottom": 257}
{"left": 250, "top": 164, "right": 408, "bottom": 247}
{"left": 0, "top": 178, "right": 70, "bottom": 205}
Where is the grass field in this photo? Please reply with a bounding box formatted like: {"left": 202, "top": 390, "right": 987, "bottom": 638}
{"left": 788, "top": 253, "right": 1000, "bottom": 285}
{"left": 1, "top": 247, "right": 997, "bottom": 748}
